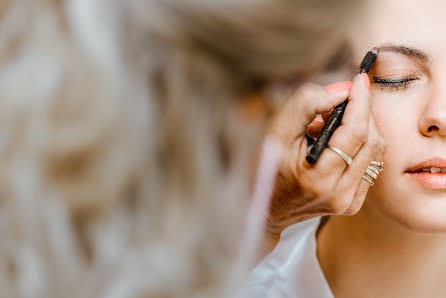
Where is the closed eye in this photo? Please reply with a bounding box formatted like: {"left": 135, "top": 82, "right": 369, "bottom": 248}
{"left": 372, "top": 76, "right": 419, "bottom": 91}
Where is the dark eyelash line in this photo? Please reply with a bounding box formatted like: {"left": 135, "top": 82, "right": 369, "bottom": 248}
{"left": 372, "top": 76, "right": 418, "bottom": 91}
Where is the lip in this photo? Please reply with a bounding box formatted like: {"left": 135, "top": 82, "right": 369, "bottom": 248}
{"left": 405, "top": 158, "right": 446, "bottom": 189}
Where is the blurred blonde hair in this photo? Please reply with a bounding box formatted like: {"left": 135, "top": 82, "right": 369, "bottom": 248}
{"left": 0, "top": 0, "right": 362, "bottom": 297}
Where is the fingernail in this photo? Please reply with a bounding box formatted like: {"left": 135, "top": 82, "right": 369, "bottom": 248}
{"left": 361, "top": 73, "right": 371, "bottom": 90}
{"left": 325, "top": 81, "right": 353, "bottom": 93}
{"left": 312, "top": 120, "right": 322, "bottom": 123}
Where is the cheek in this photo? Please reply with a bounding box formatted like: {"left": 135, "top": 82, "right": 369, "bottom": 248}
{"left": 371, "top": 94, "right": 414, "bottom": 158}
{"left": 366, "top": 96, "right": 415, "bottom": 210}
{"left": 364, "top": 93, "right": 446, "bottom": 232}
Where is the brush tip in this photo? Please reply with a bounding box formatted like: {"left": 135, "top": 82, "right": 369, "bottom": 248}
{"left": 371, "top": 47, "right": 379, "bottom": 55}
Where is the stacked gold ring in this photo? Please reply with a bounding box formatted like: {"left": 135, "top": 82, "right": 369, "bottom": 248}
{"left": 362, "top": 161, "right": 385, "bottom": 186}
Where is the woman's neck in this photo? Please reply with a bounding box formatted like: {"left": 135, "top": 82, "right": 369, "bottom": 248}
{"left": 317, "top": 204, "right": 446, "bottom": 298}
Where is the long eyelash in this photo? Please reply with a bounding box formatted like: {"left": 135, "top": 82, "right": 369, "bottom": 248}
{"left": 372, "top": 76, "right": 418, "bottom": 91}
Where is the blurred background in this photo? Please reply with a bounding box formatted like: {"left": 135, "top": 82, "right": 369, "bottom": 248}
{"left": 0, "top": 1, "right": 361, "bottom": 297}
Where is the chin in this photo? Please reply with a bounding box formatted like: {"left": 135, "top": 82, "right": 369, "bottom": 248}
{"left": 379, "top": 191, "right": 446, "bottom": 233}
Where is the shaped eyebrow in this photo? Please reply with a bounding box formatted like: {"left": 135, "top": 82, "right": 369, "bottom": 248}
{"left": 377, "top": 45, "right": 429, "bottom": 63}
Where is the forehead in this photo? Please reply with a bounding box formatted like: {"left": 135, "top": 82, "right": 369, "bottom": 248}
{"left": 350, "top": 0, "right": 446, "bottom": 63}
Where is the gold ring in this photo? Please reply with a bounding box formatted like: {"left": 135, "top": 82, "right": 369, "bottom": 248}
{"left": 327, "top": 144, "right": 353, "bottom": 166}
{"left": 362, "top": 174, "right": 375, "bottom": 186}
{"left": 362, "top": 161, "right": 385, "bottom": 186}
{"left": 371, "top": 161, "right": 385, "bottom": 171}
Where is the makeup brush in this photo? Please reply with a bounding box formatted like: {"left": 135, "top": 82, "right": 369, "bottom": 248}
{"left": 306, "top": 47, "right": 378, "bottom": 165}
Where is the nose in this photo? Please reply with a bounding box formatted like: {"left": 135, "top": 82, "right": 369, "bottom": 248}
{"left": 418, "top": 83, "right": 446, "bottom": 138}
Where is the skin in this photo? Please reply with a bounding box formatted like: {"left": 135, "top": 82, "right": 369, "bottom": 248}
{"left": 317, "top": 0, "right": 446, "bottom": 297}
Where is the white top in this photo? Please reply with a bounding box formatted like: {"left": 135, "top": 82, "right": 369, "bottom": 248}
{"left": 238, "top": 217, "right": 333, "bottom": 298}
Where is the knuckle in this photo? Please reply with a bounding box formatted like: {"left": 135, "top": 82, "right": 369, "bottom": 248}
{"left": 297, "top": 82, "right": 319, "bottom": 96}
{"left": 368, "top": 136, "right": 387, "bottom": 156}
{"left": 289, "top": 83, "right": 321, "bottom": 114}
{"left": 350, "top": 124, "right": 368, "bottom": 145}
{"left": 293, "top": 83, "right": 324, "bottom": 103}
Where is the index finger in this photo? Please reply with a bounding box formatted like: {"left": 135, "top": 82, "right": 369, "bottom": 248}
{"left": 341, "top": 73, "right": 371, "bottom": 128}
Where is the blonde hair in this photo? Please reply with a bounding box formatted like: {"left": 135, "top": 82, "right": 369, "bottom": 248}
{"left": 0, "top": 0, "right": 362, "bottom": 297}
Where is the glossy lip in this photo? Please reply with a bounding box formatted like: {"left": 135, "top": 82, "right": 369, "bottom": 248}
{"left": 405, "top": 158, "right": 446, "bottom": 190}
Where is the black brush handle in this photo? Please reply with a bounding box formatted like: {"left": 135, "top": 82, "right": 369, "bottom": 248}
{"left": 306, "top": 100, "right": 347, "bottom": 164}
{"left": 305, "top": 48, "right": 377, "bottom": 165}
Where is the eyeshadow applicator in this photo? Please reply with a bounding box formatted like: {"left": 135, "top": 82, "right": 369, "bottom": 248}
{"left": 306, "top": 47, "right": 378, "bottom": 165}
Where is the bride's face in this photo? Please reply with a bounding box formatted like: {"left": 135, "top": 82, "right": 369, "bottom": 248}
{"left": 351, "top": 0, "right": 446, "bottom": 232}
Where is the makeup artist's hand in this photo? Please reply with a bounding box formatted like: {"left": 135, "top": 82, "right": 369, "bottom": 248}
{"left": 265, "top": 74, "right": 386, "bottom": 245}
